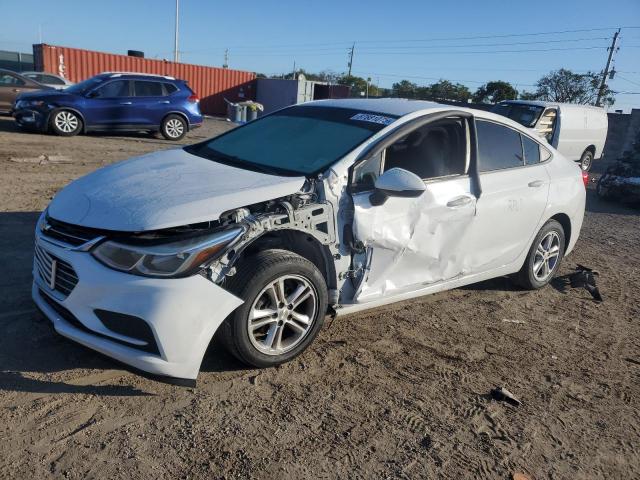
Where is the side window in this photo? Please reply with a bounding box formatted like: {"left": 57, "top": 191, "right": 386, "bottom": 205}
{"left": 352, "top": 150, "right": 384, "bottom": 190}
{"left": 476, "top": 120, "right": 524, "bottom": 172}
{"left": 522, "top": 135, "right": 541, "bottom": 165}
{"left": 134, "top": 81, "right": 164, "bottom": 97}
{"left": 95, "top": 80, "right": 130, "bottom": 98}
{"left": 42, "top": 75, "right": 65, "bottom": 85}
{"left": 163, "top": 83, "right": 178, "bottom": 95}
{"left": 383, "top": 118, "right": 468, "bottom": 180}
{"left": 0, "top": 74, "right": 25, "bottom": 86}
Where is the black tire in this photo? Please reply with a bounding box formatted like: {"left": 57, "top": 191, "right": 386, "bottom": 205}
{"left": 221, "top": 249, "right": 328, "bottom": 368}
{"left": 49, "top": 109, "right": 82, "bottom": 136}
{"left": 514, "top": 220, "right": 565, "bottom": 290}
{"left": 579, "top": 150, "right": 594, "bottom": 172}
{"left": 160, "top": 114, "right": 187, "bottom": 140}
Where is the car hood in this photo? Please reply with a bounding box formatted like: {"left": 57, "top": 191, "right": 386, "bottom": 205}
{"left": 16, "top": 88, "right": 69, "bottom": 101}
{"left": 47, "top": 148, "right": 306, "bottom": 232}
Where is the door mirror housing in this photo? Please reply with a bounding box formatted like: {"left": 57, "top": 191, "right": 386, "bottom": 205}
{"left": 85, "top": 90, "right": 99, "bottom": 98}
{"left": 370, "top": 168, "right": 426, "bottom": 206}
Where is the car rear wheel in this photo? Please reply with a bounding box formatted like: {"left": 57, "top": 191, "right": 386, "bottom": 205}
{"left": 221, "top": 249, "right": 328, "bottom": 367}
{"left": 514, "top": 220, "right": 565, "bottom": 290}
{"left": 579, "top": 150, "right": 594, "bottom": 172}
{"left": 161, "top": 114, "right": 187, "bottom": 140}
{"left": 50, "top": 110, "right": 82, "bottom": 136}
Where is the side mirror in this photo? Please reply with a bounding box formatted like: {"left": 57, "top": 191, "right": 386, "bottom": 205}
{"left": 86, "top": 90, "right": 98, "bottom": 98}
{"left": 370, "top": 168, "right": 426, "bottom": 206}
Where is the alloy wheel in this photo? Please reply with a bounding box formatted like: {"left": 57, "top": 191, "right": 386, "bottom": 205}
{"left": 532, "top": 231, "right": 561, "bottom": 282}
{"left": 165, "top": 118, "right": 184, "bottom": 138}
{"left": 54, "top": 111, "right": 79, "bottom": 133}
{"left": 247, "top": 274, "right": 318, "bottom": 356}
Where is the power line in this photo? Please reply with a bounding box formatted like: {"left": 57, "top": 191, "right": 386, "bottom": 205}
{"left": 352, "top": 70, "right": 537, "bottom": 87}
{"left": 616, "top": 75, "right": 640, "bottom": 87}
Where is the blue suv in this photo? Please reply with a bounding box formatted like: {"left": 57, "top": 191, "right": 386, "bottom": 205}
{"left": 13, "top": 72, "right": 203, "bottom": 140}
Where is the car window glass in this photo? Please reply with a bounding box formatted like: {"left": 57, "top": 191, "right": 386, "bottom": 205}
{"left": 163, "top": 83, "right": 178, "bottom": 94}
{"left": 42, "top": 75, "right": 65, "bottom": 85}
{"left": 522, "top": 135, "right": 541, "bottom": 165}
{"left": 476, "top": 120, "right": 524, "bottom": 172}
{"left": 352, "top": 150, "right": 384, "bottom": 190}
{"left": 0, "top": 74, "right": 25, "bottom": 86}
{"left": 96, "top": 80, "right": 130, "bottom": 98}
{"left": 382, "top": 118, "right": 467, "bottom": 180}
{"left": 134, "top": 81, "right": 164, "bottom": 97}
{"left": 540, "top": 145, "right": 552, "bottom": 162}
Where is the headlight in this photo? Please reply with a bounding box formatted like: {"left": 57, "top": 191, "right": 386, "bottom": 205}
{"left": 91, "top": 227, "right": 244, "bottom": 278}
{"left": 17, "top": 100, "right": 46, "bottom": 109}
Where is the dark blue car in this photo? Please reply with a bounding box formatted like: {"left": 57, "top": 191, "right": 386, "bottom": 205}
{"left": 13, "top": 72, "right": 203, "bottom": 140}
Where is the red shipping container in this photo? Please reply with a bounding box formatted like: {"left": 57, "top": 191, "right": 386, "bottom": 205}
{"left": 33, "top": 44, "right": 256, "bottom": 115}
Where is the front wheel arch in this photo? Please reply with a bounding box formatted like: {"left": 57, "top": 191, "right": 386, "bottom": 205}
{"left": 47, "top": 107, "right": 87, "bottom": 134}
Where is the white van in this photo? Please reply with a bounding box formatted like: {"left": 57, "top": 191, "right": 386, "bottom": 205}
{"left": 492, "top": 100, "right": 608, "bottom": 171}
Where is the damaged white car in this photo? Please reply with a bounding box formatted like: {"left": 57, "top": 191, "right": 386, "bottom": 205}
{"left": 33, "top": 99, "right": 586, "bottom": 384}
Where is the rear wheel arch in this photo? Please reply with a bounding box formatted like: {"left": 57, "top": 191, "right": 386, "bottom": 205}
{"left": 161, "top": 111, "right": 190, "bottom": 131}
{"left": 550, "top": 213, "right": 571, "bottom": 253}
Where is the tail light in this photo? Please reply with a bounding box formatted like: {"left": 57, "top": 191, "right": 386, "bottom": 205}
{"left": 187, "top": 94, "right": 199, "bottom": 103}
{"left": 582, "top": 171, "right": 589, "bottom": 187}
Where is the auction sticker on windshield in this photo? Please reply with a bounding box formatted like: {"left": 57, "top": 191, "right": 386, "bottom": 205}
{"left": 350, "top": 113, "right": 396, "bottom": 126}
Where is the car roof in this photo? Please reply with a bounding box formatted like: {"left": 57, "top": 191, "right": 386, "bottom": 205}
{"left": 98, "top": 72, "right": 179, "bottom": 81}
{"left": 499, "top": 99, "right": 605, "bottom": 111}
{"left": 303, "top": 98, "right": 542, "bottom": 135}
{"left": 306, "top": 98, "right": 444, "bottom": 117}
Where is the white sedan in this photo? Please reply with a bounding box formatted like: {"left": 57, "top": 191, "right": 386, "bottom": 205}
{"left": 32, "top": 99, "right": 586, "bottom": 385}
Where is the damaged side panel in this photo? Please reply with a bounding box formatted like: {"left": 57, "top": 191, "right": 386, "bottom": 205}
{"left": 351, "top": 175, "right": 477, "bottom": 302}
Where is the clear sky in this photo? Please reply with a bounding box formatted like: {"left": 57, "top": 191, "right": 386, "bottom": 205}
{"left": 1, "top": 0, "right": 639, "bottom": 111}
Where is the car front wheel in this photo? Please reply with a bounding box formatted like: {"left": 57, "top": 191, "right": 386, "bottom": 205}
{"left": 161, "top": 114, "right": 187, "bottom": 140}
{"left": 50, "top": 109, "right": 82, "bottom": 136}
{"left": 221, "top": 249, "right": 328, "bottom": 367}
{"left": 514, "top": 220, "right": 565, "bottom": 290}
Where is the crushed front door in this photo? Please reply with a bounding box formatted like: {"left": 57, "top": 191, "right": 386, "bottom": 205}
{"left": 351, "top": 175, "right": 477, "bottom": 303}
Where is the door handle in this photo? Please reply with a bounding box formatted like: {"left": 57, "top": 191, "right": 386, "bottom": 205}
{"left": 119, "top": 101, "right": 132, "bottom": 105}
{"left": 446, "top": 195, "right": 473, "bottom": 208}
{"left": 12, "top": 88, "right": 21, "bottom": 92}
{"left": 528, "top": 180, "right": 544, "bottom": 188}
{"left": 158, "top": 100, "right": 170, "bottom": 104}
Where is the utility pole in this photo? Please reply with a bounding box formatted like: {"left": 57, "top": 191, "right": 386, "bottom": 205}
{"left": 347, "top": 43, "right": 354, "bottom": 77}
{"left": 292, "top": 60, "right": 296, "bottom": 79}
{"left": 173, "top": 0, "right": 180, "bottom": 63}
{"left": 596, "top": 28, "right": 620, "bottom": 106}
{"left": 223, "top": 49, "right": 229, "bottom": 69}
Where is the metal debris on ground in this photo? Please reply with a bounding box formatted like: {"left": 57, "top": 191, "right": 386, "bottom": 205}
{"left": 490, "top": 386, "right": 522, "bottom": 406}
{"left": 570, "top": 264, "right": 603, "bottom": 302}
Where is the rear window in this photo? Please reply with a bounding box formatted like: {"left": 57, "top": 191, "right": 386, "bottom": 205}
{"left": 134, "top": 81, "right": 164, "bottom": 97}
{"left": 492, "top": 103, "right": 544, "bottom": 128}
{"left": 477, "top": 120, "right": 524, "bottom": 172}
{"left": 163, "top": 83, "right": 178, "bottom": 94}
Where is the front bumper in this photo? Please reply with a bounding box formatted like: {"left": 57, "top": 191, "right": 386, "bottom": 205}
{"left": 32, "top": 232, "right": 244, "bottom": 381}
{"left": 13, "top": 108, "right": 49, "bottom": 131}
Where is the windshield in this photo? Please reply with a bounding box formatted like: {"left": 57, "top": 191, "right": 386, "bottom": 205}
{"left": 492, "top": 103, "right": 545, "bottom": 128}
{"left": 64, "top": 77, "right": 105, "bottom": 94}
{"left": 185, "top": 106, "right": 397, "bottom": 176}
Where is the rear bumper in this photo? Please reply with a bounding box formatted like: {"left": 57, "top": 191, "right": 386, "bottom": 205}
{"left": 32, "top": 231, "right": 244, "bottom": 381}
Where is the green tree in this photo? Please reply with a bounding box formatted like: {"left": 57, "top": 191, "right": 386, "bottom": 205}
{"left": 530, "top": 69, "right": 614, "bottom": 106}
{"left": 391, "top": 80, "right": 418, "bottom": 98}
{"left": 473, "top": 81, "right": 518, "bottom": 104}
{"left": 337, "top": 75, "right": 378, "bottom": 97}
{"left": 425, "top": 80, "right": 471, "bottom": 102}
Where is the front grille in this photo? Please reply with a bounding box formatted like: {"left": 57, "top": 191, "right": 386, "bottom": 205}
{"left": 42, "top": 217, "right": 100, "bottom": 246}
{"left": 34, "top": 244, "right": 79, "bottom": 298}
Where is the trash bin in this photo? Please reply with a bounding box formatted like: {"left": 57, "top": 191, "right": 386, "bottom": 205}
{"left": 237, "top": 101, "right": 264, "bottom": 122}
{"left": 225, "top": 99, "right": 247, "bottom": 124}
{"left": 246, "top": 108, "right": 258, "bottom": 122}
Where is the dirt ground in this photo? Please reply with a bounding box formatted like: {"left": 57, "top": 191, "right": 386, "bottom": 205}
{"left": 0, "top": 115, "right": 638, "bottom": 479}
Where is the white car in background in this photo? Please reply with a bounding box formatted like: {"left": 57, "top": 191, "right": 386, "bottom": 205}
{"left": 21, "top": 71, "right": 74, "bottom": 90}
{"left": 32, "top": 98, "right": 587, "bottom": 385}
{"left": 492, "top": 100, "right": 608, "bottom": 171}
